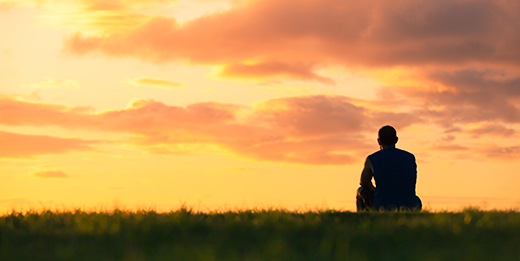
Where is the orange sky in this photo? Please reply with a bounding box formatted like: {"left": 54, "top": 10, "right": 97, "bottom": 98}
{"left": 1, "top": 0, "right": 520, "bottom": 213}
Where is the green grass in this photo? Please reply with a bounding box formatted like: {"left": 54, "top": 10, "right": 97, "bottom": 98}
{"left": 1, "top": 208, "right": 520, "bottom": 260}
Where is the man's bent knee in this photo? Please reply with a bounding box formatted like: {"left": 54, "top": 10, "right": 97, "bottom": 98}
{"left": 356, "top": 186, "right": 374, "bottom": 211}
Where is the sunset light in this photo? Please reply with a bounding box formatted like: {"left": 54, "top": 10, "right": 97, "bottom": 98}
{"left": 1, "top": 0, "right": 520, "bottom": 213}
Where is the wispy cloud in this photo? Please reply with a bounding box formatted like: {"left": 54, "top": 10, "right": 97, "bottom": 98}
{"left": 483, "top": 145, "right": 520, "bottom": 159}
{"left": 0, "top": 130, "right": 95, "bottom": 158}
{"left": 431, "top": 144, "right": 469, "bottom": 152}
{"left": 220, "top": 62, "right": 335, "bottom": 84}
{"left": 129, "top": 77, "right": 184, "bottom": 89}
{"left": 36, "top": 0, "right": 178, "bottom": 36}
{"left": 29, "top": 78, "right": 81, "bottom": 90}
{"left": 468, "top": 124, "right": 516, "bottom": 138}
{"left": 0, "top": 96, "right": 92, "bottom": 126}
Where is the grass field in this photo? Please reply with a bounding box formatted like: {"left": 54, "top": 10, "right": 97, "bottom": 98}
{"left": 1, "top": 208, "right": 519, "bottom": 260}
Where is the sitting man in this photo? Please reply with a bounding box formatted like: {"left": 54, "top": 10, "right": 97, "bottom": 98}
{"left": 356, "top": 125, "right": 422, "bottom": 211}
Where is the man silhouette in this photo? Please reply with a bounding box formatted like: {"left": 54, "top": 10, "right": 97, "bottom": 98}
{"left": 356, "top": 125, "right": 422, "bottom": 211}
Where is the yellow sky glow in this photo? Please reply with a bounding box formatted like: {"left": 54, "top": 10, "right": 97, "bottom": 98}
{"left": 2, "top": 0, "right": 520, "bottom": 213}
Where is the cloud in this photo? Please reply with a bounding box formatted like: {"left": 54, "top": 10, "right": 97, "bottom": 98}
{"left": 369, "top": 111, "right": 422, "bottom": 131}
{"left": 0, "top": 131, "right": 95, "bottom": 158}
{"left": 468, "top": 124, "right": 516, "bottom": 138}
{"left": 78, "top": 0, "right": 176, "bottom": 11}
{"left": 61, "top": 0, "right": 520, "bottom": 80}
{"left": 33, "top": 170, "right": 68, "bottom": 178}
{"left": 29, "top": 78, "right": 81, "bottom": 90}
{"left": 483, "top": 145, "right": 520, "bottom": 159}
{"left": 431, "top": 144, "right": 469, "bottom": 152}
{"left": 4, "top": 92, "right": 520, "bottom": 162}
{"left": 444, "top": 127, "right": 462, "bottom": 134}
{"left": 0, "top": 95, "right": 399, "bottom": 164}
{"left": 395, "top": 69, "right": 520, "bottom": 127}
{"left": 130, "top": 77, "right": 183, "bottom": 88}
{"left": 229, "top": 136, "right": 368, "bottom": 164}
{"left": 25, "top": 0, "right": 520, "bottom": 130}
{"left": 220, "top": 62, "right": 335, "bottom": 84}
{"left": 7, "top": 0, "right": 518, "bottom": 163}
{"left": 251, "top": 96, "right": 366, "bottom": 136}
{"left": 101, "top": 97, "right": 375, "bottom": 164}
{"left": 77, "top": 0, "right": 149, "bottom": 11}
{"left": 98, "top": 99, "right": 240, "bottom": 134}
{"left": 39, "top": 1, "right": 152, "bottom": 36}
{"left": 0, "top": 96, "right": 93, "bottom": 126}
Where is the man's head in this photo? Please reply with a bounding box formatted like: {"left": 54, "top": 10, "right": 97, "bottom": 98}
{"left": 378, "top": 125, "right": 398, "bottom": 148}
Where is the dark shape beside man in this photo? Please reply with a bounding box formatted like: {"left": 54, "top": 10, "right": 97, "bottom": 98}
{"left": 356, "top": 125, "right": 422, "bottom": 211}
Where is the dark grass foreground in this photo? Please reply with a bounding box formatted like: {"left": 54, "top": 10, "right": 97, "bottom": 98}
{"left": 1, "top": 208, "right": 520, "bottom": 260}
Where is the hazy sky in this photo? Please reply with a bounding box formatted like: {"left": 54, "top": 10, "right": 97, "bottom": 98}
{"left": 1, "top": 0, "right": 520, "bottom": 213}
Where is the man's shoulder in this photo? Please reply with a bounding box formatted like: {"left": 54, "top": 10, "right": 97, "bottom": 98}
{"left": 396, "top": 148, "right": 415, "bottom": 157}
{"left": 369, "top": 148, "right": 415, "bottom": 158}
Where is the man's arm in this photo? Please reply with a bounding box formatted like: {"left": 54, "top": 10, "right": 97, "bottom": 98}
{"left": 360, "top": 157, "right": 376, "bottom": 191}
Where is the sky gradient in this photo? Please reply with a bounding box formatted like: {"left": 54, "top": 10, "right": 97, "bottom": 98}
{"left": 1, "top": 0, "right": 520, "bottom": 213}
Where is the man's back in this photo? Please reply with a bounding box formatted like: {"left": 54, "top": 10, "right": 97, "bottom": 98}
{"left": 368, "top": 147, "right": 421, "bottom": 210}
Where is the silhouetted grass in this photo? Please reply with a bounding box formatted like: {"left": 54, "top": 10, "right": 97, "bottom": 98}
{"left": 1, "top": 207, "right": 519, "bottom": 260}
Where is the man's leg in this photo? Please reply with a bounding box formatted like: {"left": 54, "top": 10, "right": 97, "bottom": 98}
{"left": 356, "top": 186, "right": 374, "bottom": 212}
